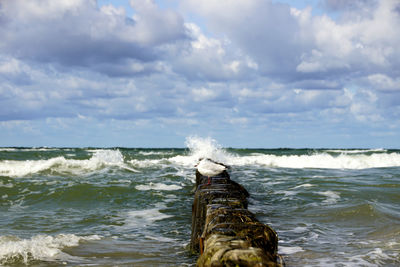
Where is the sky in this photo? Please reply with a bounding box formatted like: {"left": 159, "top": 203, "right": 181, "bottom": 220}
{"left": 0, "top": 0, "right": 399, "bottom": 148}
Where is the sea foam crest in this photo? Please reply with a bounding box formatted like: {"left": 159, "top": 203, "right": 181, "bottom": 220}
{"left": 325, "top": 148, "right": 387, "bottom": 154}
{"left": 170, "top": 136, "right": 232, "bottom": 166}
{"left": 231, "top": 152, "right": 400, "bottom": 169}
{"left": 0, "top": 149, "right": 137, "bottom": 177}
{"left": 171, "top": 137, "right": 400, "bottom": 169}
{"left": 121, "top": 205, "right": 173, "bottom": 229}
{"left": 0, "top": 234, "right": 100, "bottom": 264}
{"left": 135, "top": 182, "right": 182, "bottom": 191}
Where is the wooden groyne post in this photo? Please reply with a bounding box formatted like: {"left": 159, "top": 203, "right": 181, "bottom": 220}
{"left": 190, "top": 159, "right": 284, "bottom": 266}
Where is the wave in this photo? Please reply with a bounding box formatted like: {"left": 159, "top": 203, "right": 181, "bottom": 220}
{"left": 169, "top": 136, "right": 233, "bottom": 167}
{"left": 0, "top": 234, "right": 101, "bottom": 265}
{"left": 0, "top": 149, "right": 138, "bottom": 178}
{"left": 119, "top": 204, "right": 173, "bottom": 229}
{"left": 1, "top": 139, "right": 399, "bottom": 178}
{"left": 227, "top": 152, "right": 400, "bottom": 169}
{"left": 173, "top": 137, "right": 400, "bottom": 169}
{"left": 137, "top": 150, "right": 175, "bottom": 156}
{"left": 135, "top": 182, "right": 182, "bottom": 191}
{"left": 324, "top": 148, "right": 387, "bottom": 154}
{"left": 0, "top": 147, "right": 73, "bottom": 152}
{"left": 129, "top": 158, "right": 167, "bottom": 168}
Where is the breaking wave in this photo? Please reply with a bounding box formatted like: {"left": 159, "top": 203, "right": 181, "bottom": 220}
{"left": 0, "top": 234, "right": 101, "bottom": 265}
{"left": 0, "top": 149, "right": 137, "bottom": 178}
{"left": 227, "top": 152, "right": 400, "bottom": 169}
{"left": 135, "top": 182, "right": 182, "bottom": 191}
{"left": 169, "top": 136, "right": 233, "bottom": 167}
{"left": 171, "top": 137, "right": 400, "bottom": 170}
{"left": 1, "top": 139, "right": 399, "bottom": 178}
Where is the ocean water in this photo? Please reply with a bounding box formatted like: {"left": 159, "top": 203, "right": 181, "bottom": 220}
{"left": 0, "top": 138, "right": 399, "bottom": 266}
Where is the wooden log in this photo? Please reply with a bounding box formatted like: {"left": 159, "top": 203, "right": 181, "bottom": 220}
{"left": 191, "top": 162, "right": 284, "bottom": 267}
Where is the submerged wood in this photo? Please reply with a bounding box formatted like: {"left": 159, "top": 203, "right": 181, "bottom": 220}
{"left": 191, "top": 165, "right": 284, "bottom": 267}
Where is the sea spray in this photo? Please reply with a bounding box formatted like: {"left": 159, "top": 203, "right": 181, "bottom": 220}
{"left": 172, "top": 138, "right": 400, "bottom": 169}
{"left": 170, "top": 136, "right": 234, "bottom": 167}
{"left": 185, "top": 136, "right": 231, "bottom": 162}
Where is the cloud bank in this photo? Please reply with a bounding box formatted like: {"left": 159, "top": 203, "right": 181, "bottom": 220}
{"left": 0, "top": 0, "right": 399, "bottom": 147}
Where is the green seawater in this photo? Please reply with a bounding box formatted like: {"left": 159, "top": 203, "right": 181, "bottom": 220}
{"left": 0, "top": 146, "right": 399, "bottom": 266}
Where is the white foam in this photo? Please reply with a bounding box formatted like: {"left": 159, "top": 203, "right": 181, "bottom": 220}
{"left": 0, "top": 148, "right": 18, "bottom": 151}
{"left": 109, "top": 179, "right": 131, "bottom": 184}
{"left": 366, "top": 248, "right": 390, "bottom": 260}
{"left": 279, "top": 246, "right": 304, "bottom": 254}
{"left": 0, "top": 148, "right": 68, "bottom": 152}
{"left": 0, "top": 149, "right": 138, "bottom": 177}
{"left": 122, "top": 206, "right": 172, "bottom": 228}
{"left": 129, "top": 158, "right": 166, "bottom": 168}
{"left": 0, "top": 234, "right": 101, "bottom": 264}
{"left": 293, "top": 183, "right": 314, "bottom": 189}
{"left": 144, "top": 235, "right": 176, "bottom": 243}
{"left": 325, "top": 148, "right": 387, "bottom": 154}
{"left": 91, "top": 149, "right": 123, "bottom": 163}
{"left": 316, "top": 256, "right": 375, "bottom": 267}
{"left": 170, "top": 136, "right": 233, "bottom": 167}
{"left": 0, "top": 181, "right": 14, "bottom": 188}
{"left": 226, "top": 152, "right": 400, "bottom": 169}
{"left": 135, "top": 182, "right": 182, "bottom": 191}
{"left": 276, "top": 190, "right": 298, "bottom": 197}
{"left": 291, "top": 226, "right": 309, "bottom": 233}
{"left": 138, "top": 151, "right": 174, "bottom": 156}
{"left": 185, "top": 136, "right": 230, "bottom": 162}
{"left": 168, "top": 137, "right": 400, "bottom": 170}
{"left": 318, "top": 191, "right": 340, "bottom": 204}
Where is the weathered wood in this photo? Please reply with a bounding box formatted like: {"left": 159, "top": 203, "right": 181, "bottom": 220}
{"left": 191, "top": 165, "right": 284, "bottom": 267}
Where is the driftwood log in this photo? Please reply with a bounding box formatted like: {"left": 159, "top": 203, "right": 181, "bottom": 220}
{"left": 191, "top": 166, "right": 284, "bottom": 267}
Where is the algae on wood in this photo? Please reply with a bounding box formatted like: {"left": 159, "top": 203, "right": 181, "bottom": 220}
{"left": 191, "top": 165, "right": 284, "bottom": 267}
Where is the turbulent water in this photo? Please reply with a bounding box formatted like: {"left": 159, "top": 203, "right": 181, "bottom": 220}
{"left": 0, "top": 137, "right": 399, "bottom": 266}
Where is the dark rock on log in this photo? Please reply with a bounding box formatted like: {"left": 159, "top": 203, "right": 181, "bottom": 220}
{"left": 191, "top": 161, "right": 284, "bottom": 266}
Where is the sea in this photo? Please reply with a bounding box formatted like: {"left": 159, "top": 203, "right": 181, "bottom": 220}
{"left": 0, "top": 137, "right": 399, "bottom": 266}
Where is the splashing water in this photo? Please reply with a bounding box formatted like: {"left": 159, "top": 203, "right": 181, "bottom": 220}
{"left": 0, "top": 149, "right": 138, "bottom": 177}
{"left": 0, "top": 234, "right": 101, "bottom": 265}
{"left": 170, "top": 136, "right": 233, "bottom": 167}
{"left": 171, "top": 137, "right": 400, "bottom": 169}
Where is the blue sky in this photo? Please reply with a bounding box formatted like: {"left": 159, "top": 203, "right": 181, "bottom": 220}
{"left": 0, "top": 0, "right": 399, "bottom": 148}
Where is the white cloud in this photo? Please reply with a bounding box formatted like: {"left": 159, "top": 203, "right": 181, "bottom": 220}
{"left": 182, "top": 0, "right": 307, "bottom": 76}
{"left": 0, "top": 0, "right": 188, "bottom": 76}
{"left": 296, "top": 49, "right": 350, "bottom": 73}
{"left": 128, "top": 0, "right": 187, "bottom": 45}
{"left": 368, "top": 74, "right": 400, "bottom": 92}
{"left": 171, "top": 23, "right": 253, "bottom": 81}
{"left": 0, "top": 57, "right": 21, "bottom": 74}
{"left": 295, "top": 0, "right": 400, "bottom": 73}
{"left": 191, "top": 87, "right": 218, "bottom": 102}
{"left": 183, "top": 0, "right": 400, "bottom": 80}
